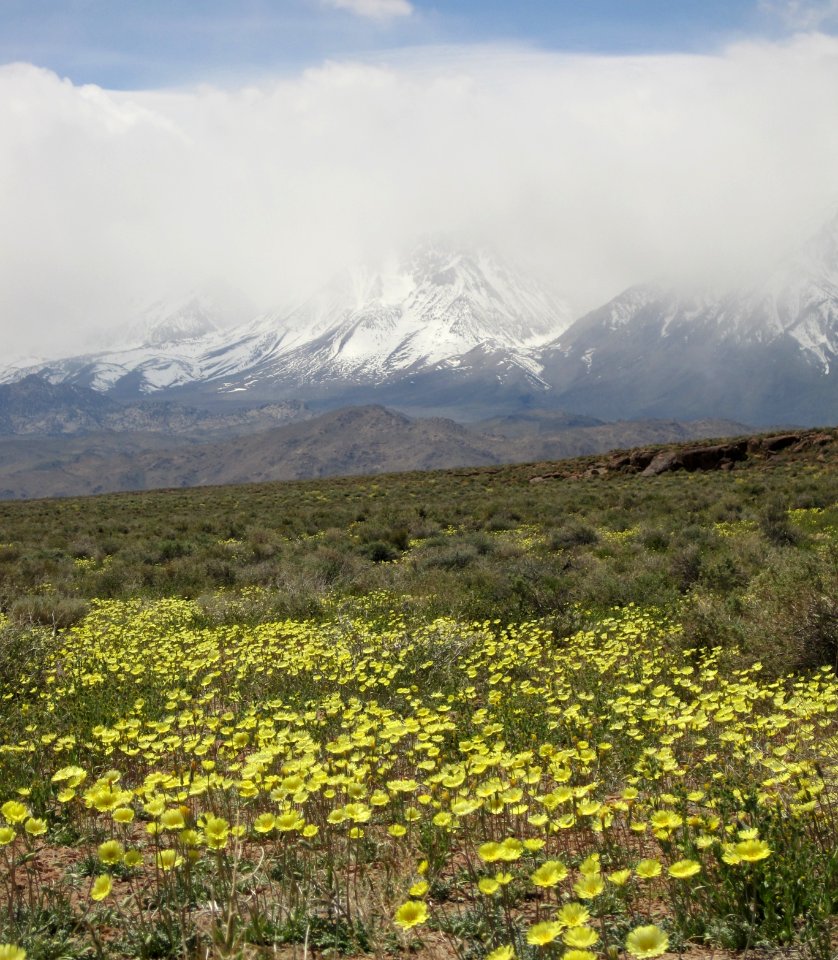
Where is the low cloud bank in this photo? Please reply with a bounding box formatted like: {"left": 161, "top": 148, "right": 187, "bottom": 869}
{"left": 1, "top": 34, "right": 838, "bottom": 356}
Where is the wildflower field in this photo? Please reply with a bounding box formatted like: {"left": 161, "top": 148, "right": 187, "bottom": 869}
{"left": 0, "top": 433, "right": 836, "bottom": 959}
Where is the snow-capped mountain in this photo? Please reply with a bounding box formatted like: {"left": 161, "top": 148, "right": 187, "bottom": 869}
{"left": 0, "top": 242, "right": 572, "bottom": 403}
{"left": 752, "top": 213, "right": 838, "bottom": 368}
{"left": 228, "top": 241, "right": 570, "bottom": 389}
{"left": 541, "top": 214, "right": 838, "bottom": 426}
{"left": 124, "top": 293, "right": 224, "bottom": 348}
{"left": 4, "top": 219, "right": 838, "bottom": 426}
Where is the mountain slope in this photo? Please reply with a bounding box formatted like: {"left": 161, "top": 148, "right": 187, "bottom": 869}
{"left": 253, "top": 243, "right": 568, "bottom": 384}
{"left": 4, "top": 219, "right": 838, "bottom": 426}
{"left": 541, "top": 215, "right": 838, "bottom": 426}
{"left": 0, "top": 375, "right": 311, "bottom": 438}
{"left": 0, "top": 375, "right": 121, "bottom": 434}
{"left": 2, "top": 243, "right": 571, "bottom": 405}
{"left": 0, "top": 405, "right": 748, "bottom": 500}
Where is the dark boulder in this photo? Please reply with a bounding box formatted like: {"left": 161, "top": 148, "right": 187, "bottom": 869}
{"left": 748, "top": 433, "right": 801, "bottom": 454}
{"left": 642, "top": 441, "right": 749, "bottom": 477}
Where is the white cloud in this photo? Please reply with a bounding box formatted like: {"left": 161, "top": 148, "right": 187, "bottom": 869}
{"left": 321, "top": 0, "right": 413, "bottom": 21}
{"left": 1, "top": 35, "right": 838, "bottom": 358}
{"left": 762, "top": 0, "right": 838, "bottom": 29}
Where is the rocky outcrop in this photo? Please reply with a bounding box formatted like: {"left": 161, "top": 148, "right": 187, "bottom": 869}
{"left": 748, "top": 433, "right": 801, "bottom": 454}
{"left": 641, "top": 440, "right": 749, "bottom": 476}
{"left": 528, "top": 428, "right": 837, "bottom": 484}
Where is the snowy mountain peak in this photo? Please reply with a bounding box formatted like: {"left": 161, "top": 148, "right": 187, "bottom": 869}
{"left": 539, "top": 212, "right": 838, "bottom": 425}
{"left": 799, "top": 209, "right": 838, "bottom": 274}
{"left": 0, "top": 242, "right": 572, "bottom": 399}
{"left": 119, "top": 282, "right": 256, "bottom": 350}
{"left": 281, "top": 241, "right": 571, "bottom": 381}
{"left": 126, "top": 294, "right": 221, "bottom": 348}
{"left": 242, "top": 240, "right": 573, "bottom": 385}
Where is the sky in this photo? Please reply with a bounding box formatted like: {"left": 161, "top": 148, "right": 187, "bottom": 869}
{"left": 2, "top": 1, "right": 837, "bottom": 89}
{"left": 2, "top": 0, "right": 838, "bottom": 356}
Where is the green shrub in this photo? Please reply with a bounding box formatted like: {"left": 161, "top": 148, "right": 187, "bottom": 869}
{"left": 8, "top": 594, "right": 89, "bottom": 629}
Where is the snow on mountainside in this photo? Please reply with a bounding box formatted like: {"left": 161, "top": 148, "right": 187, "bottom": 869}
{"left": 751, "top": 213, "right": 838, "bottom": 368}
{"left": 0, "top": 242, "right": 572, "bottom": 398}
{"left": 124, "top": 294, "right": 222, "bottom": 348}
{"left": 119, "top": 283, "right": 256, "bottom": 350}
{"left": 242, "top": 242, "right": 571, "bottom": 384}
{"left": 541, "top": 213, "right": 838, "bottom": 425}
{"left": 552, "top": 212, "right": 838, "bottom": 368}
{"left": 4, "top": 218, "right": 837, "bottom": 425}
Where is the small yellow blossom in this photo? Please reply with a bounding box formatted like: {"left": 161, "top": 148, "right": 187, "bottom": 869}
{"left": 1, "top": 802, "right": 28, "bottom": 824}
{"left": 556, "top": 902, "right": 590, "bottom": 927}
{"left": 626, "top": 925, "right": 669, "bottom": 958}
{"left": 485, "top": 946, "right": 515, "bottom": 960}
{"left": 90, "top": 875, "right": 112, "bottom": 901}
{"left": 734, "top": 839, "right": 771, "bottom": 862}
{"left": 668, "top": 859, "right": 700, "bottom": 879}
{"left": 573, "top": 874, "right": 605, "bottom": 899}
{"left": 527, "top": 921, "right": 562, "bottom": 946}
{"left": 478, "top": 841, "right": 504, "bottom": 863}
{"left": 98, "top": 840, "right": 125, "bottom": 865}
{"left": 563, "top": 926, "right": 599, "bottom": 949}
{"left": 394, "top": 900, "right": 429, "bottom": 930}
{"left": 156, "top": 849, "right": 183, "bottom": 871}
{"left": 253, "top": 813, "right": 276, "bottom": 833}
{"left": 635, "top": 859, "right": 662, "bottom": 879}
{"left": 0, "top": 945, "right": 26, "bottom": 960}
{"left": 531, "top": 860, "right": 568, "bottom": 888}
{"left": 159, "top": 809, "right": 185, "bottom": 831}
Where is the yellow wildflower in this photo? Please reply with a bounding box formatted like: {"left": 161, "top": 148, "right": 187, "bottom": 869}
{"left": 556, "top": 902, "right": 590, "bottom": 927}
{"left": 563, "top": 926, "right": 599, "bottom": 949}
{"left": 98, "top": 840, "right": 125, "bottom": 865}
{"left": 626, "top": 925, "right": 669, "bottom": 958}
{"left": 486, "top": 946, "right": 515, "bottom": 960}
{"left": 0, "top": 946, "right": 26, "bottom": 960}
{"left": 253, "top": 813, "right": 276, "bottom": 833}
{"left": 159, "top": 809, "right": 185, "bottom": 831}
{"left": 668, "top": 859, "right": 701, "bottom": 879}
{"left": 1, "top": 802, "right": 28, "bottom": 824}
{"left": 734, "top": 839, "right": 771, "bottom": 862}
{"left": 394, "top": 900, "right": 429, "bottom": 930}
{"left": 573, "top": 874, "right": 605, "bottom": 899}
{"left": 531, "top": 860, "right": 568, "bottom": 888}
{"left": 90, "top": 875, "right": 112, "bottom": 901}
{"left": 478, "top": 841, "right": 503, "bottom": 863}
{"left": 156, "top": 849, "right": 183, "bottom": 871}
{"left": 527, "top": 921, "right": 562, "bottom": 946}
